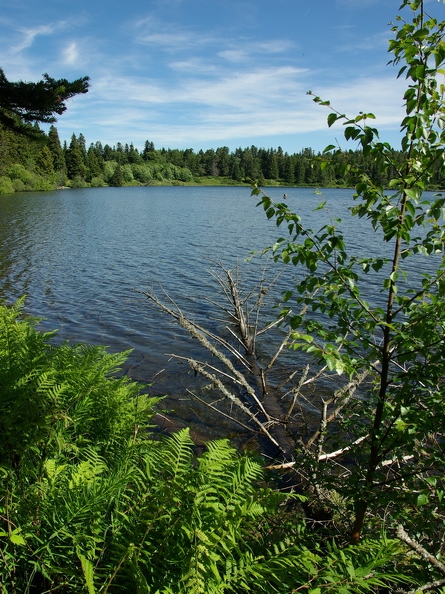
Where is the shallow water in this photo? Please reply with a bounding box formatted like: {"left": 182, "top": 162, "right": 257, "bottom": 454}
{"left": 0, "top": 185, "right": 439, "bottom": 440}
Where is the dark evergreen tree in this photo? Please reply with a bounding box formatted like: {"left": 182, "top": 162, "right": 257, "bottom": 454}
{"left": 266, "top": 151, "right": 279, "bottom": 180}
{"left": 109, "top": 163, "right": 124, "bottom": 186}
{"left": 282, "top": 154, "right": 295, "bottom": 184}
{"left": 142, "top": 140, "right": 155, "bottom": 161}
{"left": 87, "top": 144, "right": 104, "bottom": 181}
{"left": 77, "top": 133, "right": 87, "bottom": 162}
{"left": 0, "top": 68, "right": 89, "bottom": 135}
{"left": 66, "top": 134, "right": 86, "bottom": 180}
{"left": 115, "top": 142, "right": 128, "bottom": 164}
{"left": 182, "top": 148, "right": 199, "bottom": 175}
{"left": 36, "top": 145, "right": 55, "bottom": 177}
{"left": 240, "top": 148, "right": 260, "bottom": 180}
{"left": 203, "top": 149, "right": 218, "bottom": 176}
{"left": 47, "top": 125, "right": 66, "bottom": 183}
{"left": 230, "top": 158, "right": 243, "bottom": 181}
{"left": 276, "top": 146, "right": 285, "bottom": 178}
{"left": 215, "top": 146, "right": 230, "bottom": 177}
{"left": 128, "top": 143, "right": 142, "bottom": 164}
{"left": 102, "top": 144, "right": 114, "bottom": 161}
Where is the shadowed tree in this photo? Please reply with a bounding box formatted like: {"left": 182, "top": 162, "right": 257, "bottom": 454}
{"left": 66, "top": 133, "right": 87, "bottom": 180}
{"left": 0, "top": 68, "right": 89, "bottom": 135}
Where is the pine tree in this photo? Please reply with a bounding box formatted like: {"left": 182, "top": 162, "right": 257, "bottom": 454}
{"left": 266, "top": 151, "right": 279, "bottom": 180}
{"left": 36, "top": 145, "right": 55, "bottom": 177}
{"left": 66, "top": 134, "right": 86, "bottom": 180}
{"left": 142, "top": 140, "right": 155, "bottom": 161}
{"left": 87, "top": 144, "right": 104, "bottom": 181}
{"left": 0, "top": 67, "right": 89, "bottom": 135}
{"left": 47, "top": 125, "right": 66, "bottom": 184}
{"left": 109, "top": 163, "right": 124, "bottom": 186}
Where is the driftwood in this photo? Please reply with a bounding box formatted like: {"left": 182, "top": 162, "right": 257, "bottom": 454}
{"left": 138, "top": 261, "right": 370, "bottom": 463}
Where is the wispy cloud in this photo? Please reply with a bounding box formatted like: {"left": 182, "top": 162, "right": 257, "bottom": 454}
{"left": 59, "top": 60, "right": 405, "bottom": 151}
{"left": 58, "top": 37, "right": 99, "bottom": 70}
{"left": 168, "top": 58, "right": 220, "bottom": 74}
{"left": 335, "top": 0, "right": 380, "bottom": 8}
{"left": 133, "top": 16, "right": 207, "bottom": 50}
{"left": 336, "top": 30, "right": 390, "bottom": 53}
{"left": 62, "top": 41, "right": 79, "bottom": 66}
{"left": 0, "top": 0, "right": 415, "bottom": 153}
{"left": 218, "top": 39, "right": 296, "bottom": 64}
{"left": 11, "top": 20, "right": 68, "bottom": 53}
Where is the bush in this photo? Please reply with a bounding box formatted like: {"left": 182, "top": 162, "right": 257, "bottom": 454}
{"left": 4, "top": 163, "right": 37, "bottom": 190}
{"left": 69, "top": 174, "right": 88, "bottom": 188}
{"left": 33, "top": 176, "right": 56, "bottom": 191}
{"left": 132, "top": 163, "right": 154, "bottom": 183}
{"left": 90, "top": 175, "right": 107, "bottom": 187}
{"left": 0, "top": 175, "right": 14, "bottom": 194}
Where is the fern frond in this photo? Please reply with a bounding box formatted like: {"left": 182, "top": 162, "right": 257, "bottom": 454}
{"left": 151, "top": 428, "right": 194, "bottom": 481}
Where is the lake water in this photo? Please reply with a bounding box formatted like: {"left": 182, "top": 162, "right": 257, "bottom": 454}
{"left": 0, "top": 185, "right": 440, "bottom": 438}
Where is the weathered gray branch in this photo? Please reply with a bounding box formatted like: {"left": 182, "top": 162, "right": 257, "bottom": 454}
{"left": 138, "top": 263, "right": 368, "bottom": 463}
{"left": 396, "top": 525, "right": 445, "bottom": 577}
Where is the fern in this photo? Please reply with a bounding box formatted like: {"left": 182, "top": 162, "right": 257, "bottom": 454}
{"left": 78, "top": 551, "right": 96, "bottom": 594}
{"left": 0, "top": 300, "right": 418, "bottom": 592}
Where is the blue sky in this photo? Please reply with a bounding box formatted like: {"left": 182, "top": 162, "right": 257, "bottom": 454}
{"left": 0, "top": 0, "right": 443, "bottom": 154}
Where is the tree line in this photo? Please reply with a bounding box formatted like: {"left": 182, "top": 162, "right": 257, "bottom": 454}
{"left": 1, "top": 122, "right": 445, "bottom": 194}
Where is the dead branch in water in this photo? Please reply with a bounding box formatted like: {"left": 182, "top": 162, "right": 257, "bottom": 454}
{"left": 137, "top": 261, "right": 369, "bottom": 463}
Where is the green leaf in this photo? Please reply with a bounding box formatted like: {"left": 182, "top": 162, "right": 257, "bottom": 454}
{"left": 327, "top": 113, "right": 339, "bottom": 127}
{"left": 291, "top": 332, "right": 314, "bottom": 343}
{"left": 78, "top": 553, "right": 96, "bottom": 594}
{"left": 10, "top": 531, "right": 26, "bottom": 546}
{"left": 416, "top": 494, "right": 429, "bottom": 507}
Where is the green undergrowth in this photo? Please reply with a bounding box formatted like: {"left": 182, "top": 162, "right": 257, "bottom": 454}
{"left": 0, "top": 298, "right": 418, "bottom": 593}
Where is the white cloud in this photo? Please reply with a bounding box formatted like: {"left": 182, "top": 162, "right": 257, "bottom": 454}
{"left": 218, "top": 49, "right": 249, "bottom": 63}
{"left": 12, "top": 24, "right": 56, "bottom": 53}
{"left": 168, "top": 58, "right": 219, "bottom": 74}
{"left": 132, "top": 16, "right": 206, "bottom": 51}
{"left": 337, "top": 30, "right": 390, "bottom": 53}
{"left": 92, "top": 75, "right": 169, "bottom": 105}
{"left": 335, "top": 0, "right": 380, "bottom": 8}
{"left": 62, "top": 41, "right": 79, "bottom": 66}
{"left": 177, "top": 67, "right": 309, "bottom": 109}
{"left": 218, "top": 39, "right": 295, "bottom": 63}
{"left": 10, "top": 20, "right": 72, "bottom": 54}
{"left": 54, "top": 60, "right": 406, "bottom": 153}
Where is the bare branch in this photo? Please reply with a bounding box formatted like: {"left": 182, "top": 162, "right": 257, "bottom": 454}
{"left": 181, "top": 358, "right": 284, "bottom": 452}
{"left": 396, "top": 525, "right": 445, "bottom": 577}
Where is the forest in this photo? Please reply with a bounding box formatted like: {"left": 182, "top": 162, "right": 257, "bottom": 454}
{"left": 1, "top": 121, "right": 445, "bottom": 193}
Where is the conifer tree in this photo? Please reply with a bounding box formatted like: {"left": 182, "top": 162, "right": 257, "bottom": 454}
{"left": 0, "top": 68, "right": 89, "bottom": 135}
{"left": 36, "top": 145, "right": 55, "bottom": 177}
{"left": 87, "top": 143, "right": 105, "bottom": 180}
{"left": 48, "top": 126, "right": 66, "bottom": 177}
{"left": 66, "top": 133, "right": 87, "bottom": 180}
{"left": 109, "top": 162, "right": 124, "bottom": 186}
{"left": 142, "top": 140, "right": 155, "bottom": 161}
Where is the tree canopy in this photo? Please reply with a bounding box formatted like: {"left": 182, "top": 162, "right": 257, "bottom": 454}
{"left": 0, "top": 67, "right": 89, "bottom": 134}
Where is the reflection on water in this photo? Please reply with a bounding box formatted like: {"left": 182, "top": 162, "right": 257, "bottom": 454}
{"left": 0, "top": 186, "right": 440, "bottom": 440}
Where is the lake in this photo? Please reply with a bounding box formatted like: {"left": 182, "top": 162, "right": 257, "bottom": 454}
{"left": 0, "top": 185, "right": 439, "bottom": 439}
